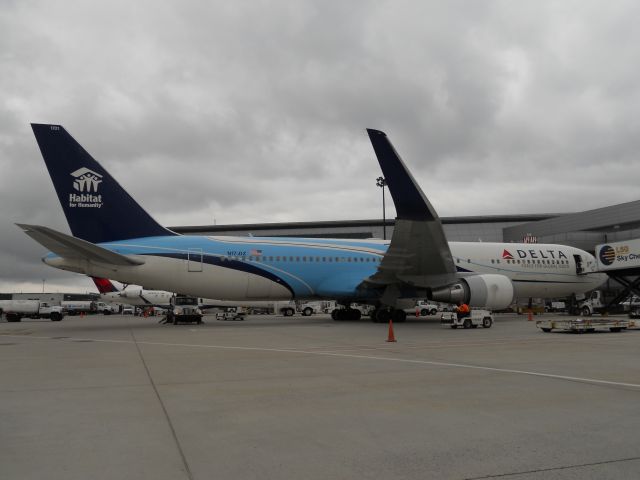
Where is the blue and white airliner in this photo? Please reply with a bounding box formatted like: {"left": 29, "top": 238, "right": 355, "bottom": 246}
{"left": 19, "top": 124, "right": 606, "bottom": 322}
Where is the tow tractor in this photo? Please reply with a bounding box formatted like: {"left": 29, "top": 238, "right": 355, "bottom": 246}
{"left": 536, "top": 317, "right": 629, "bottom": 333}
{"left": 440, "top": 309, "right": 494, "bottom": 329}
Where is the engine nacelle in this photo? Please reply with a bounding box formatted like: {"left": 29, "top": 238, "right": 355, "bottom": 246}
{"left": 120, "top": 287, "right": 142, "bottom": 299}
{"left": 428, "top": 274, "right": 514, "bottom": 310}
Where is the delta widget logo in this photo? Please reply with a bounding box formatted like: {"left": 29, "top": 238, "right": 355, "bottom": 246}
{"left": 502, "top": 250, "right": 514, "bottom": 260}
{"left": 599, "top": 245, "right": 616, "bottom": 266}
{"left": 68, "top": 167, "right": 104, "bottom": 209}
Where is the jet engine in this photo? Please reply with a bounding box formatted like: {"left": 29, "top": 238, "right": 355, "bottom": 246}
{"left": 119, "top": 287, "right": 143, "bottom": 299}
{"left": 427, "top": 274, "right": 514, "bottom": 310}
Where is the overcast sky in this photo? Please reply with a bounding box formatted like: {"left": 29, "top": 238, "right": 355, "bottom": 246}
{"left": 2, "top": 0, "right": 640, "bottom": 293}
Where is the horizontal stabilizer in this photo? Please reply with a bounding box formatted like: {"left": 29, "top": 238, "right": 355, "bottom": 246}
{"left": 16, "top": 224, "right": 144, "bottom": 266}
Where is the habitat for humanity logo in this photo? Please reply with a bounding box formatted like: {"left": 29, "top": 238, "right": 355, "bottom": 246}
{"left": 69, "top": 167, "right": 103, "bottom": 208}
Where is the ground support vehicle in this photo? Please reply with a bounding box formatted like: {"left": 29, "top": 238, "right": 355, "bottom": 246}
{"left": 300, "top": 302, "right": 322, "bottom": 316}
{"left": 167, "top": 295, "right": 203, "bottom": 325}
{"left": 403, "top": 301, "right": 440, "bottom": 317}
{"left": 215, "top": 311, "right": 246, "bottom": 321}
{"left": 273, "top": 301, "right": 296, "bottom": 316}
{"left": 440, "top": 310, "right": 494, "bottom": 329}
{"left": 0, "top": 300, "right": 64, "bottom": 322}
{"left": 95, "top": 302, "right": 116, "bottom": 315}
{"left": 536, "top": 318, "right": 629, "bottom": 333}
{"left": 61, "top": 300, "right": 96, "bottom": 315}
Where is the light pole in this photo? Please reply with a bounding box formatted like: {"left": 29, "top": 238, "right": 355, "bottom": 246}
{"left": 376, "top": 176, "right": 387, "bottom": 240}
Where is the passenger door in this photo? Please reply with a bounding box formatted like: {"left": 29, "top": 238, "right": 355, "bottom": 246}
{"left": 188, "top": 248, "right": 203, "bottom": 272}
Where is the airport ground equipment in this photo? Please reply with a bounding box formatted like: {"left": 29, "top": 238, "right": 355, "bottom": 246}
{"left": 95, "top": 301, "right": 116, "bottom": 314}
{"left": 404, "top": 300, "right": 440, "bottom": 317}
{"left": 300, "top": 301, "right": 322, "bottom": 316}
{"left": 167, "top": 295, "right": 203, "bottom": 324}
{"left": 61, "top": 300, "right": 96, "bottom": 315}
{"left": 536, "top": 317, "right": 629, "bottom": 333}
{"left": 272, "top": 301, "right": 296, "bottom": 316}
{"left": 440, "top": 310, "right": 493, "bottom": 329}
{"left": 215, "top": 311, "right": 246, "bottom": 321}
{"left": 0, "top": 300, "right": 64, "bottom": 322}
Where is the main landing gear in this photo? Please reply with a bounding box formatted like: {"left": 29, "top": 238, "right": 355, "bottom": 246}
{"left": 330, "top": 306, "right": 408, "bottom": 323}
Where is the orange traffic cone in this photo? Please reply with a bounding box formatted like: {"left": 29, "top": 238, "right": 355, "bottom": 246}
{"left": 386, "top": 319, "right": 397, "bottom": 342}
{"left": 415, "top": 308, "right": 419, "bottom": 318}
{"left": 527, "top": 309, "right": 533, "bottom": 321}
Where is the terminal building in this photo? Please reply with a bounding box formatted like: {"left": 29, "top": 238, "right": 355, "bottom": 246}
{"left": 171, "top": 198, "right": 640, "bottom": 250}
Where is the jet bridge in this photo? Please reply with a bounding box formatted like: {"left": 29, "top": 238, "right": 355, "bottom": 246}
{"left": 595, "top": 239, "right": 640, "bottom": 307}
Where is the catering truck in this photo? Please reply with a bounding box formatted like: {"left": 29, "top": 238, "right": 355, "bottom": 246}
{"left": 0, "top": 300, "right": 64, "bottom": 322}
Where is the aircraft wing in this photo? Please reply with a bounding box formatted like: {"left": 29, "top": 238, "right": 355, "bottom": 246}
{"left": 365, "top": 129, "right": 457, "bottom": 289}
{"left": 16, "top": 224, "right": 144, "bottom": 266}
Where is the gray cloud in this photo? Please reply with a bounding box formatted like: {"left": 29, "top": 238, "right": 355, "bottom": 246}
{"left": 2, "top": 0, "right": 640, "bottom": 291}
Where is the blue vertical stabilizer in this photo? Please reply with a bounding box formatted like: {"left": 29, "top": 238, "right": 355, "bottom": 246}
{"left": 31, "top": 124, "right": 176, "bottom": 243}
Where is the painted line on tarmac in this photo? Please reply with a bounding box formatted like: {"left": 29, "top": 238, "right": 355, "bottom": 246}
{"left": 5, "top": 334, "right": 640, "bottom": 390}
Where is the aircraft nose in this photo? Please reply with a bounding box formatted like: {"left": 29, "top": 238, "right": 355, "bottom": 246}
{"left": 593, "top": 272, "right": 608, "bottom": 288}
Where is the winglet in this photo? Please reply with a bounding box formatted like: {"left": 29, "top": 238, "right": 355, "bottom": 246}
{"left": 366, "top": 129, "right": 439, "bottom": 221}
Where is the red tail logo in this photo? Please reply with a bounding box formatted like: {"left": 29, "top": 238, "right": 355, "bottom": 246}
{"left": 91, "top": 277, "right": 119, "bottom": 294}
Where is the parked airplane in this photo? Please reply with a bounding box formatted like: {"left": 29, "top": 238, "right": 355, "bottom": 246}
{"left": 20, "top": 124, "right": 607, "bottom": 322}
{"left": 91, "top": 276, "right": 296, "bottom": 314}
{"left": 91, "top": 277, "right": 174, "bottom": 308}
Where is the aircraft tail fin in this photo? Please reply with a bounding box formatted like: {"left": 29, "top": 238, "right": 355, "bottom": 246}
{"left": 30, "top": 124, "right": 177, "bottom": 243}
{"left": 91, "top": 277, "right": 120, "bottom": 294}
